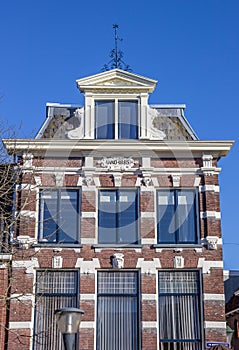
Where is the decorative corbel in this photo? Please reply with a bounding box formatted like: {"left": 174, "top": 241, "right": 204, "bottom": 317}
{"left": 142, "top": 173, "right": 152, "bottom": 187}
{"left": 22, "top": 153, "right": 33, "bottom": 168}
{"left": 111, "top": 253, "right": 124, "bottom": 269}
{"left": 16, "top": 235, "right": 37, "bottom": 250}
{"left": 171, "top": 174, "right": 181, "bottom": 187}
{"left": 174, "top": 256, "right": 184, "bottom": 268}
{"left": 113, "top": 173, "right": 122, "bottom": 187}
{"left": 205, "top": 236, "right": 219, "bottom": 250}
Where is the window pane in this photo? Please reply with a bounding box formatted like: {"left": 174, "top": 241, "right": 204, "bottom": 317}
{"left": 158, "top": 271, "right": 201, "bottom": 349}
{"left": 99, "top": 191, "right": 117, "bottom": 243}
{"left": 157, "top": 191, "right": 176, "bottom": 243}
{"left": 118, "top": 101, "right": 138, "bottom": 139}
{"left": 177, "top": 190, "right": 197, "bottom": 243}
{"left": 95, "top": 101, "right": 114, "bottom": 139}
{"left": 39, "top": 190, "right": 58, "bottom": 242}
{"left": 118, "top": 191, "right": 138, "bottom": 244}
{"left": 38, "top": 189, "right": 80, "bottom": 244}
{"left": 97, "top": 271, "right": 139, "bottom": 350}
{"left": 98, "top": 190, "right": 139, "bottom": 244}
{"left": 59, "top": 190, "right": 78, "bottom": 243}
{"left": 157, "top": 190, "right": 198, "bottom": 244}
{"left": 33, "top": 271, "right": 78, "bottom": 350}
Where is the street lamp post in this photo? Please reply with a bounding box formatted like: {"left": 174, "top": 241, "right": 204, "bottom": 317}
{"left": 55, "top": 307, "right": 84, "bottom": 350}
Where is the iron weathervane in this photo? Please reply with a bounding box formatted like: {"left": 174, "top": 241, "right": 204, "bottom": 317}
{"left": 102, "top": 24, "right": 132, "bottom": 72}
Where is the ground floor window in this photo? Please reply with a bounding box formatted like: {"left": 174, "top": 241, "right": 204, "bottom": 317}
{"left": 97, "top": 271, "right": 140, "bottom": 350}
{"left": 33, "top": 270, "right": 79, "bottom": 350}
{"left": 158, "top": 270, "right": 202, "bottom": 350}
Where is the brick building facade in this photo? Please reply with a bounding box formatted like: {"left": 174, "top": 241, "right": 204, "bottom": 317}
{"left": 1, "top": 69, "right": 234, "bottom": 349}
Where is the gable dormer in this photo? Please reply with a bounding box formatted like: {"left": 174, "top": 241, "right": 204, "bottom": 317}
{"left": 76, "top": 69, "right": 157, "bottom": 140}
{"left": 36, "top": 69, "right": 198, "bottom": 141}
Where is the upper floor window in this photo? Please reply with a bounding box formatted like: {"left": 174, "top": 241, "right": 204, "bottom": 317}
{"left": 98, "top": 189, "right": 139, "bottom": 244}
{"left": 38, "top": 189, "right": 81, "bottom": 244}
{"left": 157, "top": 189, "right": 199, "bottom": 244}
{"left": 95, "top": 100, "right": 138, "bottom": 139}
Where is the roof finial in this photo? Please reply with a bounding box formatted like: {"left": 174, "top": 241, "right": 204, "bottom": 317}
{"left": 102, "top": 24, "right": 132, "bottom": 72}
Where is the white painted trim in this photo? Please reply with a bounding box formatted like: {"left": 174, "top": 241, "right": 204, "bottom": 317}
{"left": 141, "top": 212, "right": 155, "bottom": 218}
{"left": 12, "top": 258, "right": 39, "bottom": 274}
{"left": 0, "top": 254, "right": 12, "bottom": 261}
{"left": 17, "top": 210, "right": 37, "bottom": 218}
{"left": 136, "top": 258, "right": 161, "bottom": 274}
{"left": 203, "top": 294, "right": 225, "bottom": 301}
{"left": 81, "top": 238, "right": 97, "bottom": 245}
{"left": 9, "top": 321, "right": 33, "bottom": 329}
{"left": 75, "top": 258, "right": 100, "bottom": 273}
{"left": 199, "top": 185, "right": 220, "bottom": 193}
{"left": 80, "top": 321, "right": 95, "bottom": 329}
{"left": 82, "top": 212, "right": 96, "bottom": 218}
{"left": 16, "top": 184, "right": 38, "bottom": 190}
{"left": 200, "top": 211, "right": 221, "bottom": 219}
{"left": 204, "top": 321, "right": 226, "bottom": 329}
{"left": 142, "top": 321, "right": 157, "bottom": 328}
{"left": 141, "top": 238, "right": 156, "bottom": 245}
{"left": 142, "top": 294, "right": 157, "bottom": 300}
{"left": 80, "top": 294, "right": 96, "bottom": 300}
{"left": 197, "top": 258, "right": 223, "bottom": 274}
{"left": 4, "top": 139, "right": 234, "bottom": 158}
{"left": 10, "top": 293, "right": 34, "bottom": 301}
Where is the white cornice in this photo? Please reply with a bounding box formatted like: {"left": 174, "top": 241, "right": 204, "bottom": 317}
{"left": 3, "top": 139, "right": 234, "bottom": 158}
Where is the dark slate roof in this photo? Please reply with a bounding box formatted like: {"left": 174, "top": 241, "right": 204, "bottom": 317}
{"left": 35, "top": 103, "right": 198, "bottom": 141}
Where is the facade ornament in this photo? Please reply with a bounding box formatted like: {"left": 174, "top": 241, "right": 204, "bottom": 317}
{"left": 142, "top": 174, "right": 152, "bottom": 187}
{"left": 54, "top": 172, "right": 64, "bottom": 187}
{"left": 67, "top": 107, "right": 84, "bottom": 139}
{"left": 205, "top": 236, "right": 219, "bottom": 250}
{"left": 201, "top": 154, "right": 215, "bottom": 176}
{"left": 52, "top": 256, "right": 63, "bottom": 268}
{"left": 171, "top": 174, "right": 181, "bottom": 187}
{"left": 202, "top": 154, "right": 213, "bottom": 168}
{"left": 97, "top": 157, "right": 136, "bottom": 171}
{"left": 84, "top": 176, "right": 94, "bottom": 186}
{"left": 111, "top": 253, "right": 124, "bottom": 269}
{"left": 113, "top": 173, "right": 122, "bottom": 187}
{"left": 147, "top": 107, "right": 166, "bottom": 140}
{"left": 16, "top": 236, "right": 37, "bottom": 250}
{"left": 174, "top": 256, "right": 184, "bottom": 268}
{"left": 22, "top": 153, "right": 33, "bottom": 168}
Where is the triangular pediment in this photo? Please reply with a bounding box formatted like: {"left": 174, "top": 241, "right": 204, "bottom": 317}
{"left": 76, "top": 69, "right": 157, "bottom": 93}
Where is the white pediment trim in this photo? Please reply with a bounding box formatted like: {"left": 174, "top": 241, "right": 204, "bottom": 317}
{"left": 76, "top": 69, "right": 157, "bottom": 93}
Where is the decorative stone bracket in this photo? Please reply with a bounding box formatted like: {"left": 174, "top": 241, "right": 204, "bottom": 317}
{"left": 205, "top": 236, "right": 219, "bottom": 250}
{"left": 16, "top": 236, "right": 37, "bottom": 250}
{"left": 111, "top": 253, "right": 124, "bottom": 269}
{"left": 171, "top": 174, "right": 181, "bottom": 187}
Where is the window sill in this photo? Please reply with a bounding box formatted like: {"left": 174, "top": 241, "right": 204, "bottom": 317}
{"left": 93, "top": 244, "right": 142, "bottom": 249}
{"left": 33, "top": 243, "right": 82, "bottom": 248}
{"left": 152, "top": 244, "right": 202, "bottom": 249}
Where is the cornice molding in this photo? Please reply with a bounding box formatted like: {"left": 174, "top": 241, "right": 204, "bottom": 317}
{"left": 3, "top": 139, "right": 234, "bottom": 158}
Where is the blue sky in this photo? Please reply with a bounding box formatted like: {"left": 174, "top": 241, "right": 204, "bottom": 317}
{"left": 0, "top": 0, "right": 238, "bottom": 269}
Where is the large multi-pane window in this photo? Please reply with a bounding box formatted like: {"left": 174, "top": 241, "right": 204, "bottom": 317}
{"left": 95, "top": 100, "right": 138, "bottom": 139}
{"left": 38, "top": 189, "right": 81, "bottom": 244}
{"left": 98, "top": 189, "right": 139, "bottom": 244}
{"left": 33, "top": 270, "right": 79, "bottom": 350}
{"left": 157, "top": 189, "right": 199, "bottom": 244}
{"left": 97, "top": 271, "right": 140, "bottom": 350}
{"left": 158, "top": 270, "right": 202, "bottom": 350}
